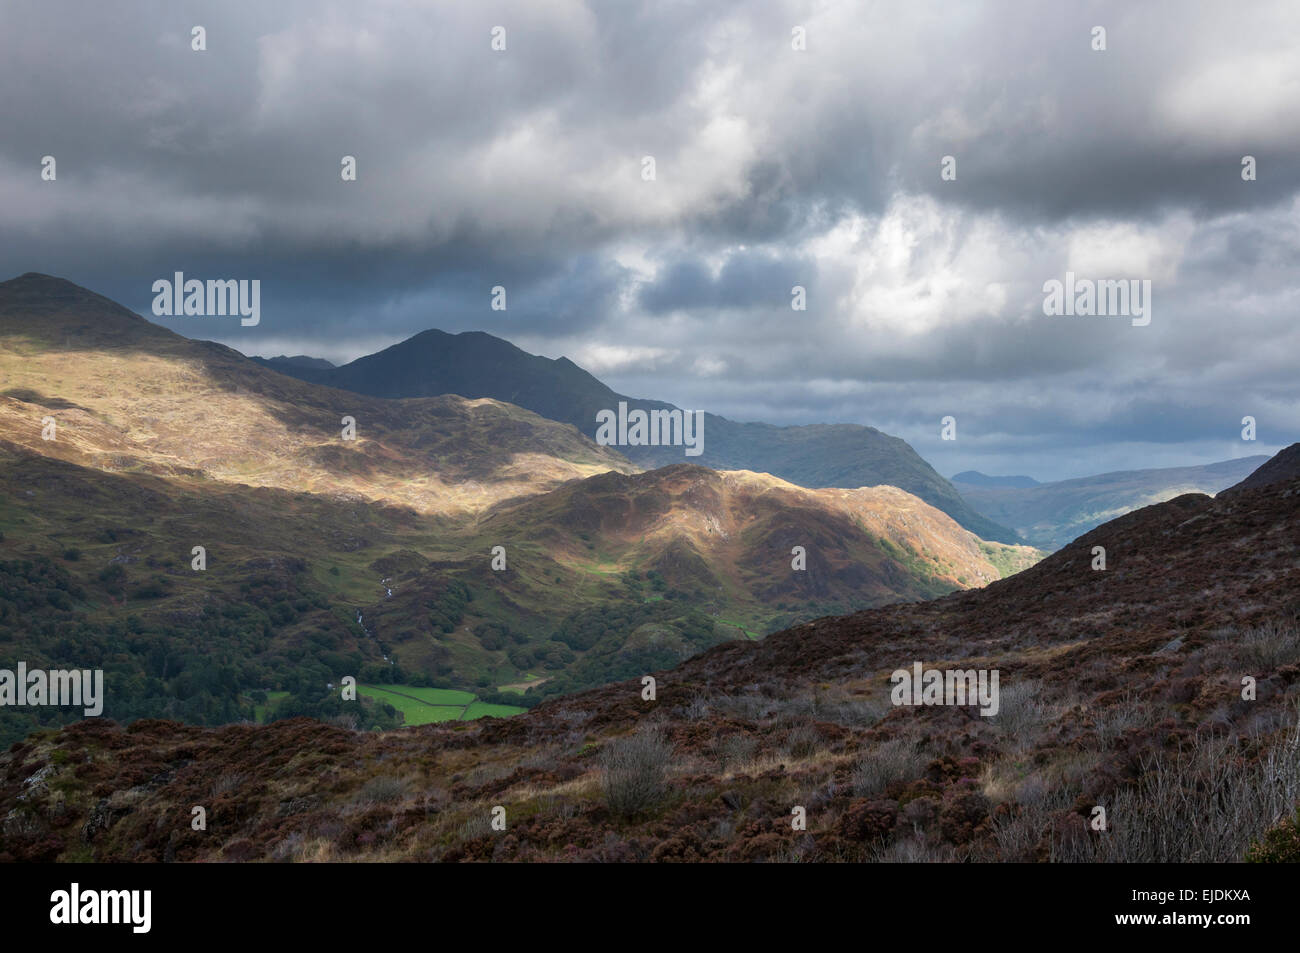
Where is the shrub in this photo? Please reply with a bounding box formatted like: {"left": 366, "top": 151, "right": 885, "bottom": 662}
{"left": 1242, "top": 620, "right": 1300, "bottom": 670}
{"left": 852, "top": 737, "right": 916, "bottom": 797}
{"left": 356, "top": 776, "right": 408, "bottom": 806}
{"left": 1055, "top": 712, "right": 1300, "bottom": 863}
{"left": 601, "top": 726, "right": 674, "bottom": 818}
{"left": 717, "top": 734, "right": 758, "bottom": 771}
{"left": 993, "top": 678, "right": 1049, "bottom": 750}
{"left": 785, "top": 724, "right": 823, "bottom": 759}
{"left": 1248, "top": 807, "right": 1300, "bottom": 862}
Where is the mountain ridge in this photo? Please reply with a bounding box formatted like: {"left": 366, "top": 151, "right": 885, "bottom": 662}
{"left": 955, "top": 455, "right": 1270, "bottom": 550}
{"left": 249, "top": 326, "right": 1021, "bottom": 543}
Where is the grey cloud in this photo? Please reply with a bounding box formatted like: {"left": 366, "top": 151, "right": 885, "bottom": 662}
{"left": 1, "top": 0, "right": 1297, "bottom": 480}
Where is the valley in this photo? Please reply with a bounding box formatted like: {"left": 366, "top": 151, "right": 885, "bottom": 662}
{"left": 0, "top": 274, "right": 1038, "bottom": 749}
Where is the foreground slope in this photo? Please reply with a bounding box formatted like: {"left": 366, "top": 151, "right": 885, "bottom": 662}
{"left": 5, "top": 447, "right": 1297, "bottom": 862}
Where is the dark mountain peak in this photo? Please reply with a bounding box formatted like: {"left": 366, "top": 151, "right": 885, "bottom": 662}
{"left": 2, "top": 272, "right": 122, "bottom": 310}
{"left": 0, "top": 272, "right": 174, "bottom": 349}
{"left": 952, "top": 470, "right": 1040, "bottom": 488}
{"left": 1222, "top": 444, "right": 1300, "bottom": 496}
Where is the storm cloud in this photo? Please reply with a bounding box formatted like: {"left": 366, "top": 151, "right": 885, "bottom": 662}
{"left": 1, "top": 0, "right": 1296, "bottom": 480}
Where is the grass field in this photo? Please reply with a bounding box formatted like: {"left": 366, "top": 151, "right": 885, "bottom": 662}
{"left": 365, "top": 684, "right": 476, "bottom": 706}
{"left": 464, "top": 701, "right": 527, "bottom": 719}
{"left": 252, "top": 691, "right": 290, "bottom": 723}
{"left": 359, "top": 684, "right": 524, "bottom": 727}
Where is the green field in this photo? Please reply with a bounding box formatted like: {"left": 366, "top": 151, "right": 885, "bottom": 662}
{"left": 365, "top": 684, "right": 475, "bottom": 706}
{"left": 716, "top": 618, "right": 760, "bottom": 640}
{"left": 358, "top": 684, "right": 523, "bottom": 727}
{"left": 252, "top": 691, "right": 290, "bottom": 723}
{"left": 464, "top": 701, "right": 527, "bottom": 720}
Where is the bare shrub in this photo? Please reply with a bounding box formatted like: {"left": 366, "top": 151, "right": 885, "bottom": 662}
{"left": 1053, "top": 711, "right": 1300, "bottom": 862}
{"left": 601, "top": 726, "right": 674, "bottom": 818}
{"left": 457, "top": 811, "right": 493, "bottom": 841}
{"left": 993, "top": 678, "right": 1049, "bottom": 750}
{"left": 1093, "top": 692, "right": 1153, "bottom": 748}
{"left": 329, "top": 711, "right": 360, "bottom": 731}
{"left": 713, "top": 693, "right": 780, "bottom": 721}
{"left": 209, "top": 772, "right": 246, "bottom": 798}
{"left": 784, "top": 724, "right": 823, "bottom": 759}
{"left": 852, "top": 737, "right": 917, "bottom": 797}
{"left": 1242, "top": 620, "right": 1300, "bottom": 670}
{"left": 680, "top": 696, "right": 712, "bottom": 720}
{"left": 355, "top": 775, "right": 408, "bottom": 806}
{"left": 990, "top": 779, "right": 1078, "bottom": 862}
{"left": 869, "top": 833, "right": 956, "bottom": 863}
{"left": 717, "top": 734, "right": 758, "bottom": 772}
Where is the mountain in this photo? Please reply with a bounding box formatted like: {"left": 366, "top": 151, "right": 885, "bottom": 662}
{"left": 1221, "top": 444, "right": 1300, "bottom": 495}
{"left": 950, "top": 470, "right": 1040, "bottom": 489}
{"left": 6, "top": 445, "right": 1297, "bottom": 863}
{"left": 252, "top": 328, "right": 1020, "bottom": 543}
{"left": 0, "top": 273, "right": 1038, "bottom": 747}
{"left": 253, "top": 355, "right": 336, "bottom": 371}
{"left": 954, "top": 456, "right": 1269, "bottom": 550}
{"left": 0, "top": 273, "right": 634, "bottom": 518}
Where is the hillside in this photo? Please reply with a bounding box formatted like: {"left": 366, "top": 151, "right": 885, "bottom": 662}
{"left": 0, "top": 274, "right": 1037, "bottom": 747}
{"left": 0, "top": 273, "right": 635, "bottom": 518}
{"left": 252, "top": 329, "right": 1020, "bottom": 543}
{"left": 4, "top": 446, "right": 1297, "bottom": 863}
{"left": 950, "top": 471, "right": 1040, "bottom": 489}
{"left": 954, "top": 456, "right": 1269, "bottom": 550}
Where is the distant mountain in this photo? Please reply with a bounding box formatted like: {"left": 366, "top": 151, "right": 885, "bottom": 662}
{"left": 253, "top": 354, "right": 335, "bottom": 371}
{"left": 951, "top": 470, "right": 1041, "bottom": 489}
{"left": 252, "top": 328, "right": 1020, "bottom": 543}
{"left": 955, "top": 456, "right": 1270, "bottom": 550}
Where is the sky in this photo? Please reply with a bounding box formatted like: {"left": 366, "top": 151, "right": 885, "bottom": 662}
{"left": 2, "top": 0, "right": 1297, "bottom": 482}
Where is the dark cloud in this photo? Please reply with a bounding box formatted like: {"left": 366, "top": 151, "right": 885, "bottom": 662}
{"left": 1, "top": 0, "right": 1296, "bottom": 481}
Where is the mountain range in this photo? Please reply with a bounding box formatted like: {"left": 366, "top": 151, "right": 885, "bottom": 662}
{"left": 0, "top": 273, "right": 1037, "bottom": 746}
{"left": 254, "top": 330, "right": 1020, "bottom": 543}
{"left": 954, "top": 457, "right": 1270, "bottom": 550}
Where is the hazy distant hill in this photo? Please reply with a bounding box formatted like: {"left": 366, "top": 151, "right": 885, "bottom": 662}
{"left": 253, "top": 328, "right": 1020, "bottom": 543}
{"left": 954, "top": 456, "right": 1269, "bottom": 550}
{"left": 254, "top": 354, "right": 335, "bottom": 371}
{"left": 950, "top": 470, "right": 1041, "bottom": 489}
